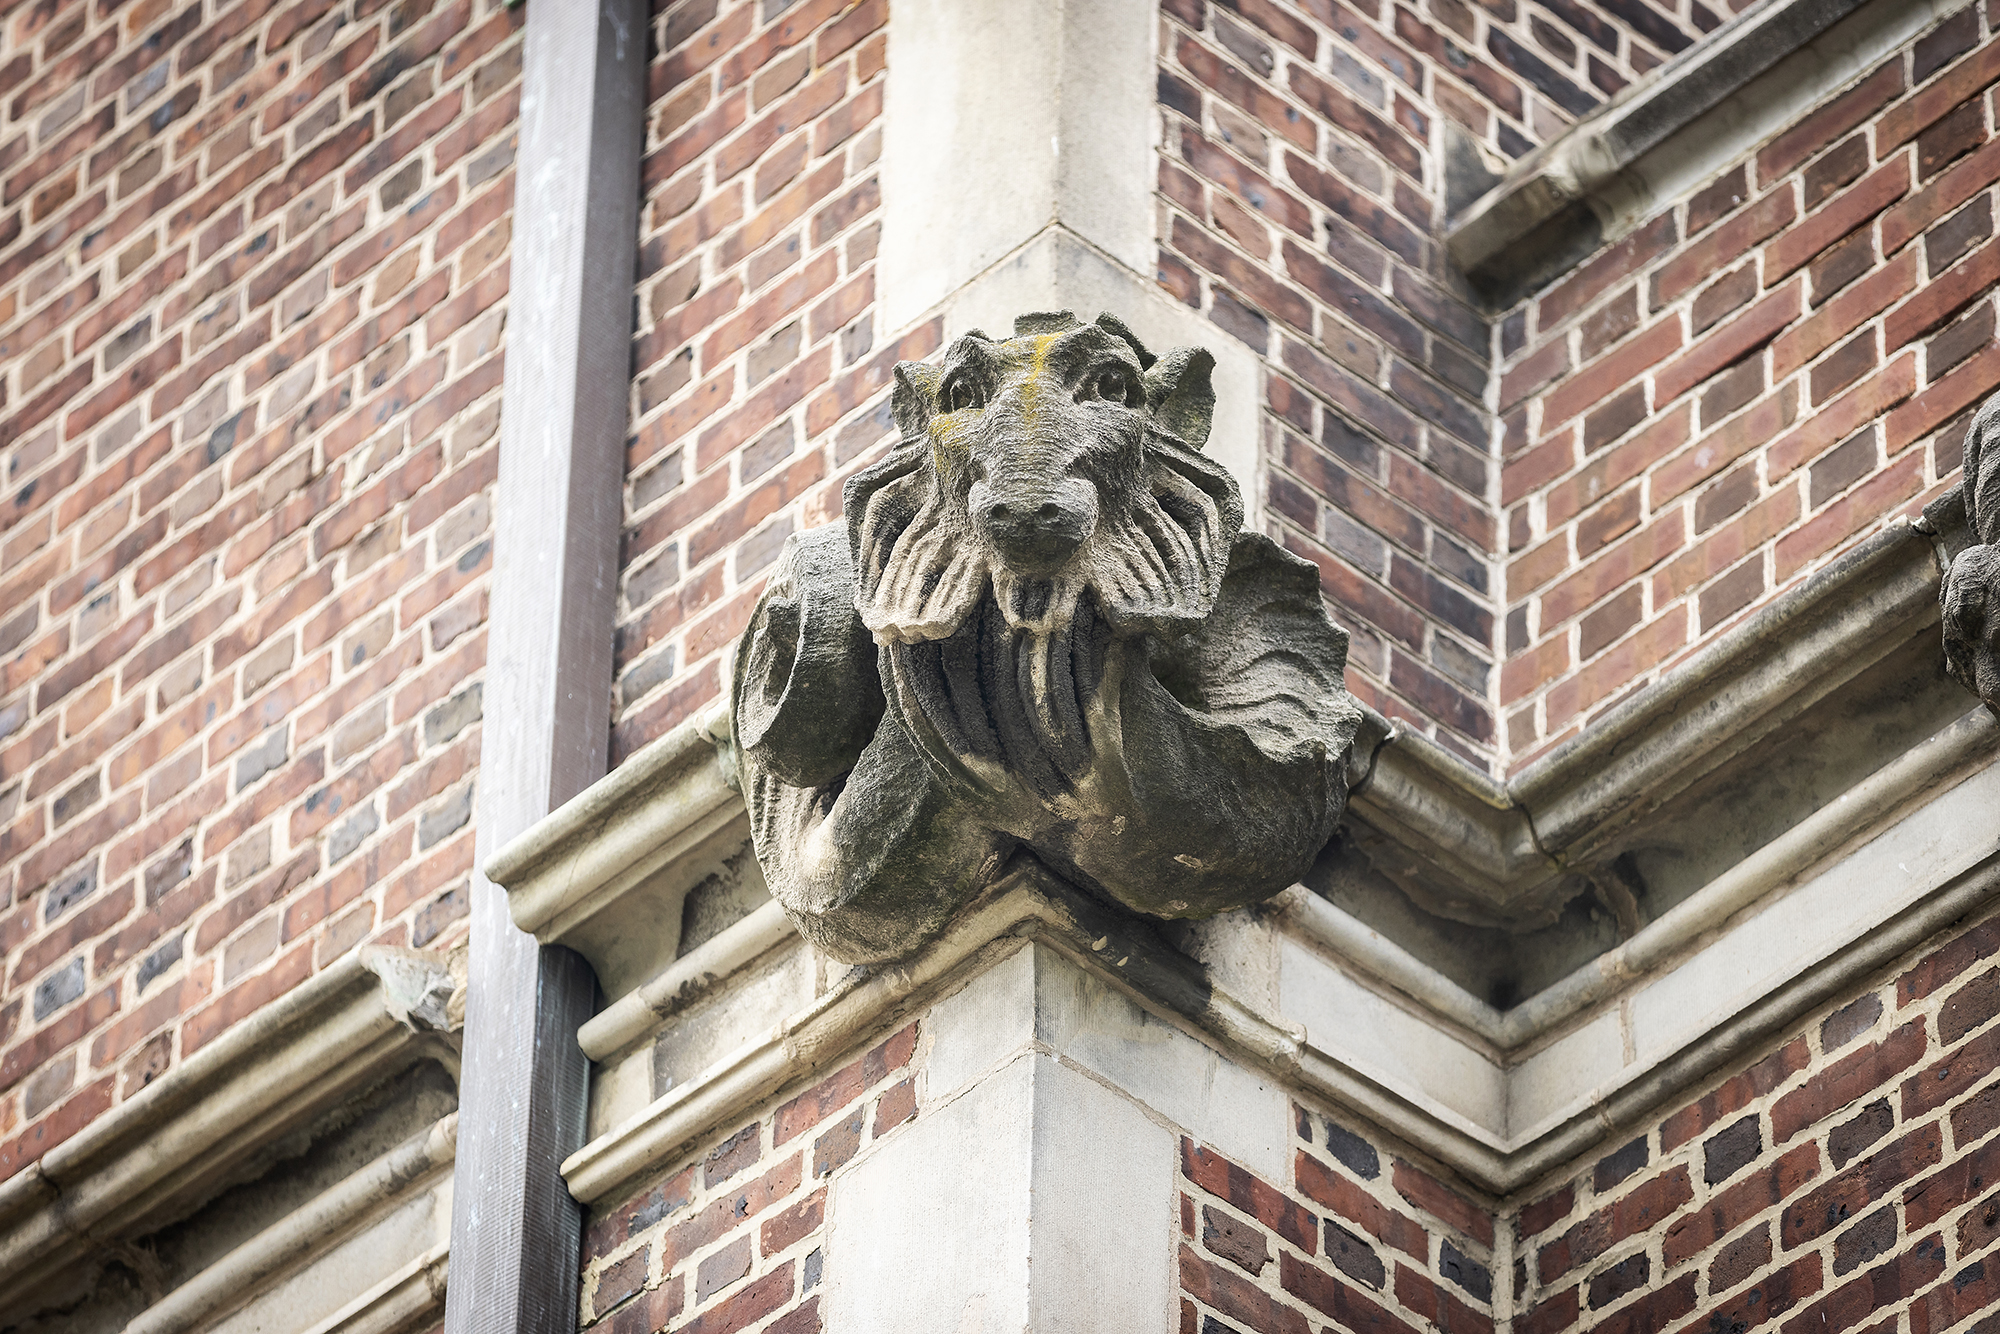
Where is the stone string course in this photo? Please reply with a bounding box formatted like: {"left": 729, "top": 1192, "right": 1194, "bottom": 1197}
{"left": 0, "top": 0, "right": 520, "bottom": 1180}
{"left": 575, "top": 1022, "right": 918, "bottom": 1334}
{"left": 610, "top": 0, "right": 928, "bottom": 764}
{"left": 1497, "top": 2, "right": 1995, "bottom": 756}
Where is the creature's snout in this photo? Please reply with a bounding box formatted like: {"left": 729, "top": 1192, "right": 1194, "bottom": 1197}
{"left": 973, "top": 473, "right": 1098, "bottom": 575}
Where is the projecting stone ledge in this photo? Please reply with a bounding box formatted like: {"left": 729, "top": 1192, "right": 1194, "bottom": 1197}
{"left": 731, "top": 311, "right": 1364, "bottom": 964}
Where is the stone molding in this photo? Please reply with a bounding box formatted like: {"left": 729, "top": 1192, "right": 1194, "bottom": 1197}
{"left": 0, "top": 950, "right": 459, "bottom": 1312}
{"left": 125, "top": 1115, "right": 457, "bottom": 1334}
{"left": 1446, "top": 0, "right": 1953, "bottom": 298}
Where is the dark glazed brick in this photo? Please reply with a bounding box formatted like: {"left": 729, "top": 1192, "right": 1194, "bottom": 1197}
{"left": 1828, "top": 1099, "right": 1895, "bottom": 1169}
{"left": 1929, "top": 301, "right": 1995, "bottom": 381}
{"left": 1692, "top": 265, "right": 1757, "bottom": 335}
{"left": 1914, "top": 5, "right": 1978, "bottom": 82}
{"left": 812, "top": 1109, "right": 862, "bottom": 1178}
{"left": 1325, "top": 1121, "right": 1382, "bottom": 1179}
{"left": 1832, "top": 1204, "right": 1898, "bottom": 1277}
{"left": 1700, "top": 559, "right": 1764, "bottom": 628}
{"left": 593, "top": 1248, "right": 649, "bottom": 1315}
{"left": 1325, "top": 1220, "right": 1386, "bottom": 1289}
{"left": 1689, "top": 165, "right": 1747, "bottom": 236}
{"left": 1580, "top": 586, "right": 1642, "bottom": 659}
{"left": 1822, "top": 993, "right": 1884, "bottom": 1051}
{"left": 1594, "top": 1136, "right": 1648, "bottom": 1191}
{"left": 1927, "top": 196, "right": 1992, "bottom": 274}
{"left": 1703, "top": 1115, "right": 1762, "bottom": 1185}
{"left": 1587, "top": 1252, "right": 1650, "bottom": 1308}
{"left": 1918, "top": 99, "right": 1984, "bottom": 181}
{"left": 1695, "top": 462, "right": 1758, "bottom": 532}
{"left": 1710, "top": 1225, "right": 1771, "bottom": 1295}
{"left": 1808, "top": 230, "right": 1874, "bottom": 305}
{"left": 1209, "top": 287, "right": 1270, "bottom": 351}
{"left": 1701, "top": 358, "right": 1763, "bottom": 425}
{"left": 1487, "top": 30, "right": 1595, "bottom": 115}
{"left": 705, "top": 1124, "right": 760, "bottom": 1188}
{"left": 1203, "top": 1204, "right": 1272, "bottom": 1276}
{"left": 1440, "top": 1239, "right": 1491, "bottom": 1303}
{"left": 1810, "top": 428, "right": 1878, "bottom": 506}
{"left": 1941, "top": 965, "right": 2000, "bottom": 1044}
{"left": 1804, "top": 136, "right": 1868, "bottom": 209}
{"left": 1583, "top": 384, "right": 1646, "bottom": 453}
{"left": 1810, "top": 331, "right": 1876, "bottom": 405}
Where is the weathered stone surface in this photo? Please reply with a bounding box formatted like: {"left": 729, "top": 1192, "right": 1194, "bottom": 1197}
{"left": 1943, "top": 393, "right": 2000, "bottom": 710}
{"left": 732, "top": 312, "right": 1362, "bottom": 962}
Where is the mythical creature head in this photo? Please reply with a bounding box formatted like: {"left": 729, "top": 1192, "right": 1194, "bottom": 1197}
{"left": 733, "top": 312, "right": 1361, "bottom": 964}
{"left": 846, "top": 312, "right": 1239, "bottom": 642}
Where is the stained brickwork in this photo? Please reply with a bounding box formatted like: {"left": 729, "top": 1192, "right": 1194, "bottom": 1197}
{"left": 1498, "top": 2, "right": 1994, "bottom": 755}
{"left": 575, "top": 1022, "right": 918, "bottom": 1333}
{"left": 611, "top": 0, "right": 918, "bottom": 763}
{"left": 0, "top": 0, "right": 520, "bottom": 1177}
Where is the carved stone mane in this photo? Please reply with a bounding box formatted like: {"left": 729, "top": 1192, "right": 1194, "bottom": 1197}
{"left": 732, "top": 312, "right": 1363, "bottom": 963}
{"left": 1943, "top": 392, "right": 2000, "bottom": 711}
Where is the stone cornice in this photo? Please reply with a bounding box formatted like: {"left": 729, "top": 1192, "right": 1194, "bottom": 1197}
{"left": 0, "top": 949, "right": 459, "bottom": 1310}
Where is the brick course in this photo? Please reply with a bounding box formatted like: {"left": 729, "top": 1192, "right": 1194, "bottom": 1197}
{"left": 1497, "top": 7, "right": 1994, "bottom": 753}
{"left": 611, "top": 0, "right": 908, "bottom": 762}
{"left": 1, "top": 0, "right": 519, "bottom": 1178}
{"left": 575, "top": 1022, "right": 917, "bottom": 1333}
{"left": 1512, "top": 902, "right": 2000, "bottom": 1333}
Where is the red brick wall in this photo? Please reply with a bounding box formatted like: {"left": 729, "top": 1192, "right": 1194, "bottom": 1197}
{"left": 1156, "top": 0, "right": 1751, "bottom": 763}
{"left": 610, "top": 0, "right": 917, "bottom": 764}
{"left": 1497, "top": 4, "right": 1991, "bottom": 757}
{"left": 0, "top": 0, "right": 520, "bottom": 1177}
{"left": 1514, "top": 901, "right": 2000, "bottom": 1334}
{"left": 575, "top": 1022, "right": 917, "bottom": 1333}
{"left": 1182, "top": 1110, "right": 1503, "bottom": 1334}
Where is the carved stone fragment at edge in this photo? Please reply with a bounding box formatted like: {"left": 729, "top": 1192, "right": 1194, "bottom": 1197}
{"left": 1943, "top": 391, "right": 2000, "bottom": 712}
{"left": 731, "top": 311, "right": 1364, "bottom": 963}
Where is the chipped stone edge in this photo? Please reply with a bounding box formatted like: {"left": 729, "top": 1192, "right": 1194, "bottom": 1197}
{"left": 0, "top": 951, "right": 460, "bottom": 1309}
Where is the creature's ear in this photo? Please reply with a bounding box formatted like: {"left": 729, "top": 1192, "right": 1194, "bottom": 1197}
{"left": 892, "top": 362, "right": 943, "bottom": 442}
{"left": 1092, "top": 313, "right": 1156, "bottom": 370}
{"left": 1014, "top": 310, "right": 1080, "bottom": 337}
{"left": 1145, "top": 347, "right": 1217, "bottom": 451}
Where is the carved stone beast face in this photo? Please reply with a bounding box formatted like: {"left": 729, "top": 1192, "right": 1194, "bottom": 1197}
{"left": 845, "top": 312, "right": 1242, "bottom": 643}
{"left": 733, "top": 310, "right": 1360, "bottom": 965}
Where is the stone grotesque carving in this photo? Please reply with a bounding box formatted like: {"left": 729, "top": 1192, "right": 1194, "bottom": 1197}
{"left": 1944, "top": 393, "right": 2000, "bottom": 710}
{"left": 731, "top": 312, "right": 1362, "bottom": 963}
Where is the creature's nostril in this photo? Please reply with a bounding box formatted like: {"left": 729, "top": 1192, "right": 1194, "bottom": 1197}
{"left": 1036, "top": 503, "right": 1060, "bottom": 520}
{"left": 987, "top": 502, "right": 1010, "bottom": 521}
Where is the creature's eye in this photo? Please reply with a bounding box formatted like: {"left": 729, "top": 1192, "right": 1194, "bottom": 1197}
{"left": 1085, "top": 366, "right": 1135, "bottom": 406}
{"left": 943, "top": 373, "right": 985, "bottom": 413}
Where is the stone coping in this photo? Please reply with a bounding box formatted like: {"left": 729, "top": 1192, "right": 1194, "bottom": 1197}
{"left": 0, "top": 949, "right": 459, "bottom": 1310}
